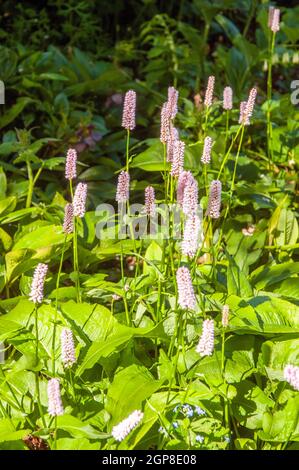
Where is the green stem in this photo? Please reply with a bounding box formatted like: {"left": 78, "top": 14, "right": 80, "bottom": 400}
{"left": 266, "top": 31, "right": 276, "bottom": 167}
{"left": 34, "top": 305, "right": 46, "bottom": 428}
{"left": 52, "top": 236, "right": 67, "bottom": 375}
{"left": 126, "top": 129, "right": 130, "bottom": 172}
{"left": 26, "top": 162, "right": 34, "bottom": 208}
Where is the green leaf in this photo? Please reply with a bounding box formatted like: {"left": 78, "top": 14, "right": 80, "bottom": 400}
{"left": 56, "top": 415, "right": 108, "bottom": 439}
{"left": 250, "top": 262, "right": 299, "bottom": 290}
{"left": 0, "top": 98, "right": 33, "bottom": 128}
{"left": 106, "top": 364, "right": 163, "bottom": 427}
{"left": 227, "top": 253, "right": 253, "bottom": 297}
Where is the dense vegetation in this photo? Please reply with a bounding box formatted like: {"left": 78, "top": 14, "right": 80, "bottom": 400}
{"left": 0, "top": 0, "right": 298, "bottom": 451}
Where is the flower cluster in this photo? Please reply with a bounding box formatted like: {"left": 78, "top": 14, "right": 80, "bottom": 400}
{"left": 284, "top": 365, "right": 299, "bottom": 391}
{"left": 111, "top": 410, "right": 144, "bottom": 441}
{"left": 176, "top": 266, "right": 196, "bottom": 310}
{"left": 47, "top": 378, "right": 64, "bottom": 417}
{"left": 29, "top": 263, "right": 48, "bottom": 304}
{"left": 196, "top": 319, "right": 215, "bottom": 357}
{"left": 60, "top": 328, "right": 76, "bottom": 368}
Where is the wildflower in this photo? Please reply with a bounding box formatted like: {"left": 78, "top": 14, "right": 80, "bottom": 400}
{"left": 73, "top": 182, "right": 87, "bottom": 218}
{"left": 65, "top": 148, "right": 77, "bottom": 180}
{"left": 122, "top": 90, "right": 136, "bottom": 131}
{"left": 145, "top": 186, "right": 156, "bottom": 217}
{"left": 243, "top": 87, "right": 257, "bottom": 125}
{"left": 239, "top": 101, "right": 249, "bottom": 125}
{"left": 182, "top": 404, "right": 194, "bottom": 418}
{"left": 60, "top": 328, "right": 76, "bottom": 368}
{"left": 222, "top": 304, "right": 229, "bottom": 328}
{"left": 111, "top": 410, "right": 144, "bottom": 441}
{"left": 171, "top": 140, "right": 185, "bottom": 177}
{"left": 29, "top": 263, "right": 48, "bottom": 304}
{"left": 223, "top": 86, "right": 233, "bottom": 110}
{"left": 196, "top": 435, "right": 204, "bottom": 443}
{"left": 47, "top": 378, "right": 64, "bottom": 417}
{"left": 177, "top": 171, "right": 193, "bottom": 206}
{"left": 201, "top": 136, "right": 213, "bottom": 165}
{"left": 204, "top": 75, "right": 215, "bottom": 108}
{"left": 167, "top": 86, "right": 179, "bottom": 119}
{"left": 195, "top": 406, "right": 206, "bottom": 416}
{"left": 283, "top": 365, "right": 299, "bottom": 391}
{"left": 196, "top": 319, "right": 214, "bottom": 357}
{"left": 172, "top": 422, "right": 179, "bottom": 429}
{"left": 181, "top": 215, "right": 200, "bottom": 258}
{"left": 116, "top": 171, "right": 130, "bottom": 203}
{"left": 206, "top": 180, "right": 222, "bottom": 219}
{"left": 176, "top": 266, "right": 196, "bottom": 310}
{"left": 268, "top": 6, "right": 275, "bottom": 28}
{"left": 182, "top": 178, "right": 198, "bottom": 216}
{"left": 270, "top": 8, "right": 280, "bottom": 33}
{"left": 160, "top": 102, "right": 170, "bottom": 143}
{"left": 167, "top": 126, "right": 179, "bottom": 162}
{"left": 63, "top": 203, "right": 74, "bottom": 234}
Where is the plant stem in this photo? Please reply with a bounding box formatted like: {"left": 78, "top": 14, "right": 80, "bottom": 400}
{"left": 52, "top": 236, "right": 67, "bottom": 375}
{"left": 266, "top": 31, "right": 276, "bottom": 168}
{"left": 34, "top": 305, "right": 46, "bottom": 428}
{"left": 126, "top": 129, "right": 130, "bottom": 172}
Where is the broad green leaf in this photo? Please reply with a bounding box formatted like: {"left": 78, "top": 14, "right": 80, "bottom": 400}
{"left": 250, "top": 262, "right": 299, "bottom": 290}
{"left": 56, "top": 415, "right": 108, "bottom": 439}
{"left": 106, "top": 364, "right": 163, "bottom": 426}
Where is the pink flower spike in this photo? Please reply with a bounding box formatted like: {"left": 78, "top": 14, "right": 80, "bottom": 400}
{"left": 176, "top": 266, "right": 196, "bottom": 310}
{"left": 283, "top": 364, "right": 299, "bottom": 391}
{"left": 167, "top": 86, "right": 179, "bottom": 119}
{"left": 223, "top": 86, "right": 233, "bottom": 110}
{"left": 204, "top": 75, "right": 215, "bottom": 108}
{"left": 177, "top": 171, "right": 193, "bottom": 206}
{"left": 61, "top": 328, "right": 76, "bottom": 369}
{"left": 160, "top": 102, "right": 170, "bottom": 143}
{"left": 271, "top": 8, "right": 280, "bottom": 33}
{"left": 239, "top": 101, "right": 249, "bottom": 125}
{"left": 73, "top": 182, "right": 87, "bottom": 218}
{"left": 122, "top": 90, "right": 136, "bottom": 131}
{"left": 65, "top": 148, "right": 77, "bottom": 180}
{"left": 268, "top": 6, "right": 275, "bottom": 28}
{"left": 222, "top": 304, "right": 229, "bottom": 328}
{"left": 243, "top": 87, "right": 257, "bottom": 125}
{"left": 171, "top": 140, "right": 185, "bottom": 177}
{"left": 29, "top": 263, "right": 48, "bottom": 304}
{"left": 196, "top": 319, "right": 214, "bottom": 357}
{"left": 206, "top": 180, "right": 222, "bottom": 219}
{"left": 112, "top": 410, "right": 144, "bottom": 442}
{"left": 201, "top": 136, "right": 213, "bottom": 165}
{"left": 181, "top": 215, "right": 201, "bottom": 258}
{"left": 182, "top": 179, "right": 198, "bottom": 216}
{"left": 167, "top": 126, "right": 179, "bottom": 162}
{"left": 63, "top": 203, "right": 74, "bottom": 234}
{"left": 116, "top": 171, "right": 130, "bottom": 203}
{"left": 145, "top": 186, "right": 156, "bottom": 217}
{"left": 47, "top": 378, "right": 64, "bottom": 417}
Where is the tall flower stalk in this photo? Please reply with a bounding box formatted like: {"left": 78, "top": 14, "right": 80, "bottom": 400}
{"left": 267, "top": 7, "right": 280, "bottom": 167}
